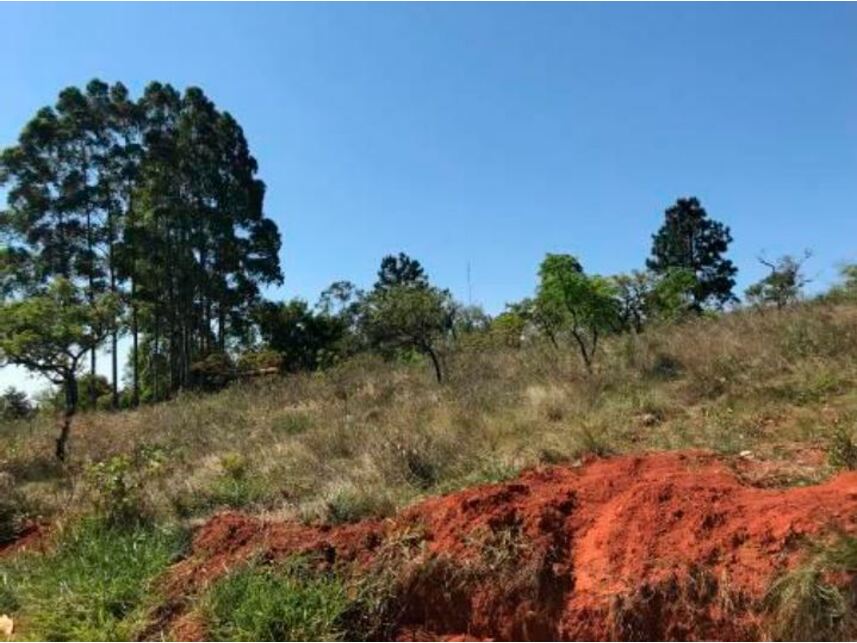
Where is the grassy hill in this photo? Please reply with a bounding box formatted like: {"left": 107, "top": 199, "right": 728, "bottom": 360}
{"left": 2, "top": 300, "right": 857, "bottom": 640}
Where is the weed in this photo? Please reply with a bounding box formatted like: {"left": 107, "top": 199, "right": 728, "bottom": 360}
{"left": 0, "top": 518, "right": 186, "bottom": 640}
{"left": 828, "top": 426, "right": 857, "bottom": 470}
{"left": 203, "top": 557, "right": 347, "bottom": 641}
{"left": 325, "top": 488, "right": 396, "bottom": 524}
{"left": 271, "top": 411, "right": 313, "bottom": 436}
{"left": 765, "top": 535, "right": 857, "bottom": 640}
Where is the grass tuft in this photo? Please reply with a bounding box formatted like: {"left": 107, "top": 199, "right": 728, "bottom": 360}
{"left": 202, "top": 557, "right": 347, "bottom": 641}
{"left": 0, "top": 517, "right": 186, "bottom": 641}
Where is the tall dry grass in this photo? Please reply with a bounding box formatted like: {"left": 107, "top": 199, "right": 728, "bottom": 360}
{"left": 3, "top": 301, "right": 857, "bottom": 530}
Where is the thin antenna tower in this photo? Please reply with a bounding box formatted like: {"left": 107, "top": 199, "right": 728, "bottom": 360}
{"left": 467, "top": 261, "right": 472, "bottom": 306}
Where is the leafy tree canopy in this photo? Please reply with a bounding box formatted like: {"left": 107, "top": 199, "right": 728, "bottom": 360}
{"left": 535, "top": 254, "right": 619, "bottom": 373}
{"left": 647, "top": 197, "right": 737, "bottom": 310}
{"left": 745, "top": 252, "right": 811, "bottom": 309}
{"left": 374, "top": 253, "right": 428, "bottom": 292}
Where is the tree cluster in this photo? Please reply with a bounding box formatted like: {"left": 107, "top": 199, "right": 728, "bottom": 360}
{"left": 0, "top": 79, "right": 281, "bottom": 457}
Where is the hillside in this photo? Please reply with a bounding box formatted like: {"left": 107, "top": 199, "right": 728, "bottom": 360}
{"left": 2, "top": 301, "right": 857, "bottom": 640}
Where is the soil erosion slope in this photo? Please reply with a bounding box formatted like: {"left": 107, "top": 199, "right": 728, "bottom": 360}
{"left": 162, "top": 451, "right": 857, "bottom": 640}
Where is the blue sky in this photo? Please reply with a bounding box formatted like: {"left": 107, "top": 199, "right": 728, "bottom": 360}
{"left": 1, "top": 2, "right": 856, "bottom": 393}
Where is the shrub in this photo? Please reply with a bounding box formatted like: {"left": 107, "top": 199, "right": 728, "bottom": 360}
{"left": 828, "top": 427, "right": 857, "bottom": 470}
{"left": 85, "top": 448, "right": 166, "bottom": 526}
{"left": 0, "top": 387, "right": 33, "bottom": 421}
{"left": 325, "top": 488, "right": 396, "bottom": 524}
{"left": 0, "top": 473, "right": 27, "bottom": 544}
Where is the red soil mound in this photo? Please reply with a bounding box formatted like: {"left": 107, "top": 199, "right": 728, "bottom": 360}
{"left": 0, "top": 523, "right": 47, "bottom": 558}
{"left": 162, "top": 451, "right": 857, "bottom": 640}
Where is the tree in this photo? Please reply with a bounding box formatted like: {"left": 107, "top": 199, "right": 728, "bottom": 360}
{"left": 0, "top": 279, "right": 117, "bottom": 460}
{"left": 535, "top": 254, "right": 619, "bottom": 373}
{"left": 491, "top": 310, "right": 527, "bottom": 348}
{"left": 612, "top": 268, "right": 698, "bottom": 331}
{"left": 825, "top": 264, "right": 857, "bottom": 303}
{"left": 254, "top": 299, "right": 346, "bottom": 372}
{"left": 374, "top": 253, "right": 428, "bottom": 291}
{"left": 745, "top": 252, "right": 811, "bottom": 309}
{"left": 0, "top": 387, "right": 33, "bottom": 421}
{"left": 647, "top": 197, "right": 737, "bottom": 310}
{"left": 361, "top": 284, "right": 451, "bottom": 382}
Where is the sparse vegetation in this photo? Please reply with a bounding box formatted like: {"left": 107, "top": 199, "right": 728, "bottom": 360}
{"left": 0, "top": 67, "right": 855, "bottom": 642}
{"left": 765, "top": 535, "right": 857, "bottom": 640}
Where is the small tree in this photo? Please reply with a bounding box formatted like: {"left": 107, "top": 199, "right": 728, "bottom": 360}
{"left": 0, "top": 279, "right": 117, "bottom": 460}
{"left": 0, "top": 387, "right": 33, "bottom": 421}
{"left": 745, "top": 252, "right": 811, "bottom": 309}
{"left": 647, "top": 268, "right": 698, "bottom": 323}
{"left": 647, "top": 197, "right": 737, "bottom": 310}
{"left": 361, "top": 284, "right": 450, "bottom": 382}
{"left": 535, "top": 254, "right": 619, "bottom": 374}
{"left": 491, "top": 310, "right": 527, "bottom": 348}
{"left": 612, "top": 269, "right": 698, "bottom": 332}
{"left": 374, "top": 253, "right": 429, "bottom": 291}
{"left": 826, "top": 264, "right": 857, "bottom": 303}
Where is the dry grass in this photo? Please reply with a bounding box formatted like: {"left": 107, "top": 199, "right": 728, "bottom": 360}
{"left": 3, "top": 301, "right": 857, "bottom": 531}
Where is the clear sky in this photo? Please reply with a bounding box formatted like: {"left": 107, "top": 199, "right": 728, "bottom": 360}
{"left": 1, "top": 2, "right": 856, "bottom": 395}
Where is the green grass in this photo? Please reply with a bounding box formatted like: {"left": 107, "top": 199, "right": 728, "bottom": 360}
{"left": 765, "top": 535, "right": 857, "bottom": 641}
{"left": 202, "top": 557, "right": 347, "bottom": 641}
{"left": 0, "top": 518, "right": 186, "bottom": 641}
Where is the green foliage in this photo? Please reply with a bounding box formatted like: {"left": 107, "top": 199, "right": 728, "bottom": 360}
{"left": 0, "top": 386, "right": 33, "bottom": 421}
{"left": 361, "top": 282, "right": 451, "bottom": 382}
{"left": 203, "top": 558, "right": 347, "bottom": 641}
{"left": 0, "top": 279, "right": 118, "bottom": 383}
{"left": 0, "top": 518, "right": 186, "bottom": 641}
{"left": 824, "top": 264, "right": 857, "bottom": 303}
{"left": 828, "top": 426, "right": 857, "bottom": 470}
{"left": 611, "top": 268, "right": 697, "bottom": 331}
{"left": 189, "top": 352, "right": 235, "bottom": 391}
{"left": 254, "top": 299, "right": 348, "bottom": 372}
{"left": 271, "top": 411, "right": 313, "bottom": 435}
{"left": 490, "top": 310, "right": 526, "bottom": 347}
{"left": 765, "top": 535, "right": 857, "bottom": 640}
{"left": 745, "top": 253, "right": 811, "bottom": 309}
{"left": 0, "top": 79, "right": 284, "bottom": 409}
{"left": 325, "top": 488, "right": 397, "bottom": 524}
{"left": 85, "top": 449, "right": 165, "bottom": 525}
{"left": 0, "top": 278, "right": 119, "bottom": 459}
{"left": 374, "top": 253, "right": 428, "bottom": 291}
{"left": 535, "top": 253, "right": 619, "bottom": 372}
{"left": 647, "top": 197, "right": 737, "bottom": 309}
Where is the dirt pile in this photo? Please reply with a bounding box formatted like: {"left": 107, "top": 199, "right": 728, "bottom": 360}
{"left": 161, "top": 451, "right": 857, "bottom": 640}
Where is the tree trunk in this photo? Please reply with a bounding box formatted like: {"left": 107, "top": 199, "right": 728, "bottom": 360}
{"left": 131, "top": 277, "right": 140, "bottom": 407}
{"left": 425, "top": 345, "right": 443, "bottom": 383}
{"left": 571, "top": 329, "right": 593, "bottom": 375}
{"left": 109, "top": 211, "right": 119, "bottom": 410}
{"left": 55, "top": 372, "right": 79, "bottom": 461}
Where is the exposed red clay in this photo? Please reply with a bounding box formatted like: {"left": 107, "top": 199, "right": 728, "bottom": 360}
{"left": 0, "top": 523, "right": 47, "bottom": 558}
{"left": 159, "top": 451, "right": 857, "bottom": 641}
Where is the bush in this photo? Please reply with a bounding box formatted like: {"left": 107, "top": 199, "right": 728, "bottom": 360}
{"left": 203, "top": 558, "right": 347, "bottom": 641}
{"left": 828, "top": 426, "right": 857, "bottom": 470}
{"left": 325, "top": 488, "right": 396, "bottom": 524}
{"left": 0, "top": 387, "right": 33, "bottom": 421}
{"left": 0, "top": 473, "right": 27, "bottom": 544}
{"left": 85, "top": 448, "right": 166, "bottom": 526}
